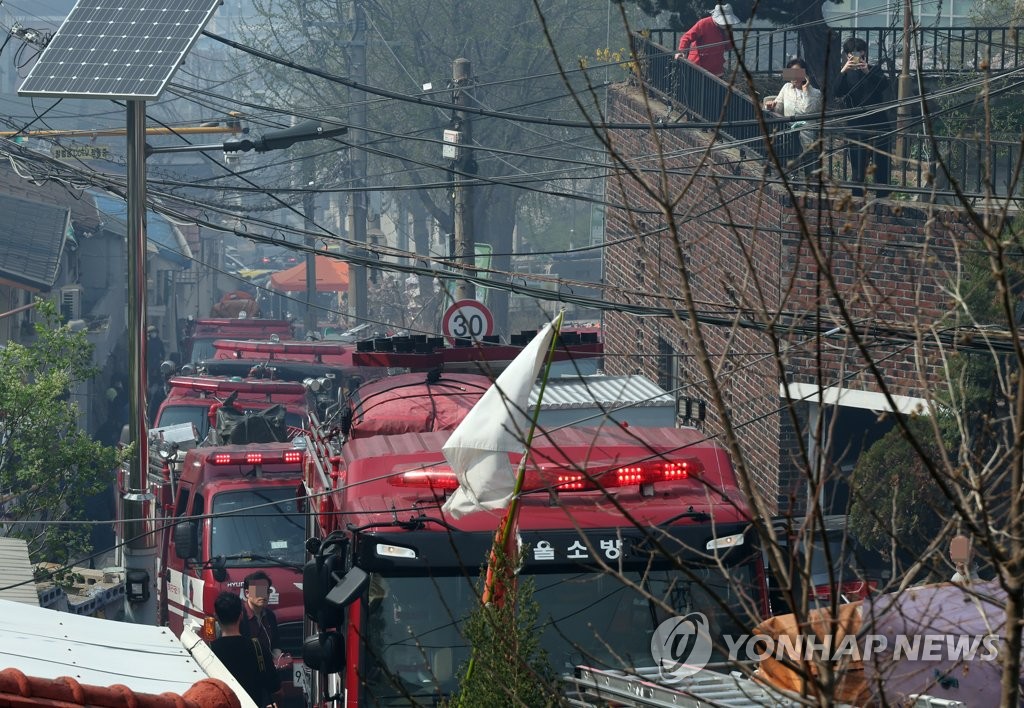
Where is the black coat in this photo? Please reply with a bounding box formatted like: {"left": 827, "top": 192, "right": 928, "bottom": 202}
{"left": 835, "top": 64, "right": 893, "bottom": 129}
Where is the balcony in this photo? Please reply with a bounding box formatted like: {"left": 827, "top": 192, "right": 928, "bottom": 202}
{"left": 631, "top": 27, "right": 1024, "bottom": 202}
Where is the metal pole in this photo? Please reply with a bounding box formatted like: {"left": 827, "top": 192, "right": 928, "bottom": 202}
{"left": 896, "top": 0, "right": 913, "bottom": 167}
{"left": 347, "top": 0, "right": 368, "bottom": 325}
{"left": 124, "top": 99, "right": 156, "bottom": 624}
{"left": 303, "top": 156, "right": 318, "bottom": 337}
{"left": 452, "top": 57, "right": 475, "bottom": 301}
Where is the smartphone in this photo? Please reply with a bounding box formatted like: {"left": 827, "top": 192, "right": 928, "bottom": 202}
{"left": 782, "top": 67, "right": 806, "bottom": 83}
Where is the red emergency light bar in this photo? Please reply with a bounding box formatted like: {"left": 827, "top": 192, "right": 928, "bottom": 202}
{"left": 167, "top": 376, "right": 306, "bottom": 396}
{"left": 389, "top": 459, "right": 701, "bottom": 491}
{"left": 210, "top": 450, "right": 305, "bottom": 465}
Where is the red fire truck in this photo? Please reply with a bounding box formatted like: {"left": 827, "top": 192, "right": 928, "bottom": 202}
{"left": 145, "top": 372, "right": 343, "bottom": 707}
{"left": 182, "top": 317, "right": 295, "bottom": 363}
{"left": 303, "top": 371, "right": 489, "bottom": 541}
{"left": 211, "top": 339, "right": 356, "bottom": 367}
{"left": 153, "top": 376, "right": 310, "bottom": 443}
{"left": 299, "top": 421, "right": 765, "bottom": 706}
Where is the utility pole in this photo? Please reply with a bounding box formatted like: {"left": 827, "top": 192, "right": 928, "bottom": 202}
{"left": 346, "top": 0, "right": 368, "bottom": 325}
{"left": 123, "top": 100, "right": 157, "bottom": 625}
{"left": 451, "top": 57, "right": 475, "bottom": 301}
{"left": 303, "top": 154, "right": 318, "bottom": 337}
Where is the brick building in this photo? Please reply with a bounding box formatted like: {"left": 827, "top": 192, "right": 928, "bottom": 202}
{"left": 601, "top": 83, "right": 980, "bottom": 515}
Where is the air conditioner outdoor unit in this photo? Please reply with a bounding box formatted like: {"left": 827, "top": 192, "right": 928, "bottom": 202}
{"left": 59, "top": 285, "right": 83, "bottom": 321}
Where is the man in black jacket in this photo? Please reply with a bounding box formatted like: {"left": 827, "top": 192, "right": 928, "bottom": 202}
{"left": 835, "top": 37, "right": 894, "bottom": 197}
{"left": 211, "top": 591, "right": 281, "bottom": 707}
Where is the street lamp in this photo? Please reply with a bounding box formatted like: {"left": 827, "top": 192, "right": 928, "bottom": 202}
{"left": 123, "top": 116, "right": 347, "bottom": 624}
{"left": 149, "top": 119, "right": 348, "bottom": 340}
{"left": 148, "top": 119, "right": 348, "bottom": 155}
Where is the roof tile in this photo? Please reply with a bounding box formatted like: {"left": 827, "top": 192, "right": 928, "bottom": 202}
{"left": 0, "top": 669, "right": 241, "bottom": 708}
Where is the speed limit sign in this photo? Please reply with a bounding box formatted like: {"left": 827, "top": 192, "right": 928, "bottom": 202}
{"left": 442, "top": 299, "right": 494, "bottom": 343}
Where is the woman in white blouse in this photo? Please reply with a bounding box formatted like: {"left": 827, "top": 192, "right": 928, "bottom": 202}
{"left": 764, "top": 58, "right": 822, "bottom": 179}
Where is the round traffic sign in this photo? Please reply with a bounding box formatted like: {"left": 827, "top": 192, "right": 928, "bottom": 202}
{"left": 442, "top": 299, "right": 494, "bottom": 343}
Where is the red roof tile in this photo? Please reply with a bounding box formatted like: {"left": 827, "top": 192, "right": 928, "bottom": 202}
{"left": 0, "top": 668, "right": 241, "bottom": 708}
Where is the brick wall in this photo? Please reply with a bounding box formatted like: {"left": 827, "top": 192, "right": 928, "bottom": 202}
{"left": 603, "top": 83, "right": 979, "bottom": 514}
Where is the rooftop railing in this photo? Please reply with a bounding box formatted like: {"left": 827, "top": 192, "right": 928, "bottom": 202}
{"left": 630, "top": 30, "right": 1024, "bottom": 202}
{"left": 646, "top": 25, "right": 1024, "bottom": 77}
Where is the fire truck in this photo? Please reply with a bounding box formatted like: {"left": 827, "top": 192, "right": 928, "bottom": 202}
{"left": 144, "top": 369, "right": 354, "bottom": 707}
{"left": 152, "top": 376, "right": 311, "bottom": 442}
{"left": 147, "top": 381, "right": 329, "bottom": 708}
{"left": 299, "top": 415, "right": 764, "bottom": 706}
{"left": 211, "top": 338, "right": 358, "bottom": 367}
{"left": 181, "top": 316, "right": 295, "bottom": 363}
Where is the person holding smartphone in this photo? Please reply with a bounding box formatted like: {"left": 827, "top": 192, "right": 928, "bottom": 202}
{"left": 835, "top": 37, "right": 894, "bottom": 197}
{"left": 764, "top": 58, "right": 822, "bottom": 181}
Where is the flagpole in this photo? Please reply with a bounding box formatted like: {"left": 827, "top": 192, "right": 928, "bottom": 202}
{"left": 458, "top": 310, "right": 564, "bottom": 700}
{"left": 482, "top": 309, "right": 565, "bottom": 605}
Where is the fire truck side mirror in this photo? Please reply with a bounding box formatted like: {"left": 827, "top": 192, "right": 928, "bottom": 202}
{"left": 173, "top": 521, "right": 199, "bottom": 560}
{"left": 303, "top": 554, "right": 348, "bottom": 626}
{"left": 211, "top": 555, "right": 228, "bottom": 582}
{"left": 303, "top": 632, "right": 345, "bottom": 673}
{"left": 302, "top": 558, "right": 323, "bottom": 621}
{"left": 325, "top": 566, "right": 370, "bottom": 609}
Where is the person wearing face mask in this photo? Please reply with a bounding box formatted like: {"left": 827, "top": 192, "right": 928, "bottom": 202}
{"left": 835, "top": 37, "right": 894, "bottom": 197}
{"left": 764, "top": 57, "right": 822, "bottom": 180}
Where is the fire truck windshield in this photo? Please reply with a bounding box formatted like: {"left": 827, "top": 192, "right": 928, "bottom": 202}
{"left": 157, "top": 405, "right": 209, "bottom": 439}
{"left": 191, "top": 338, "right": 218, "bottom": 363}
{"left": 210, "top": 488, "right": 305, "bottom": 566}
{"left": 361, "top": 564, "right": 757, "bottom": 704}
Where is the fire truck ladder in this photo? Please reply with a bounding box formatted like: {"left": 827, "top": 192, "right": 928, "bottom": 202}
{"left": 563, "top": 666, "right": 808, "bottom": 707}
{"left": 563, "top": 666, "right": 963, "bottom": 708}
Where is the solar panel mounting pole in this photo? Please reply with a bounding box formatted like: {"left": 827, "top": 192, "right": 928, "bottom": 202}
{"left": 123, "top": 99, "right": 157, "bottom": 625}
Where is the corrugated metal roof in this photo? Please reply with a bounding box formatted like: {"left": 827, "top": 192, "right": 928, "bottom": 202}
{"left": 0, "top": 194, "right": 69, "bottom": 290}
{"left": 0, "top": 537, "right": 39, "bottom": 606}
{"left": 0, "top": 599, "right": 209, "bottom": 695}
{"left": 531, "top": 375, "right": 674, "bottom": 410}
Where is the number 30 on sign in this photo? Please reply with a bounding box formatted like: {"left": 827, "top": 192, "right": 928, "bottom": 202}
{"left": 442, "top": 299, "right": 494, "bottom": 343}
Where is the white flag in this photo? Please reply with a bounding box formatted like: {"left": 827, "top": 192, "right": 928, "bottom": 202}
{"left": 441, "top": 319, "right": 559, "bottom": 519}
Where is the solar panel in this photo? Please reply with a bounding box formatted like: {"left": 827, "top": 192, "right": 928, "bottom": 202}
{"left": 19, "top": 0, "right": 221, "bottom": 100}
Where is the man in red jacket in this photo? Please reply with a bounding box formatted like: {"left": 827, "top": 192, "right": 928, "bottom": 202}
{"left": 675, "top": 4, "right": 740, "bottom": 76}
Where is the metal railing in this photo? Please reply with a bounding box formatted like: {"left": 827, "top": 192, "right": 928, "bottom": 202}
{"left": 631, "top": 31, "right": 1024, "bottom": 200}
{"left": 631, "top": 31, "right": 799, "bottom": 158}
{"left": 646, "top": 25, "right": 1024, "bottom": 76}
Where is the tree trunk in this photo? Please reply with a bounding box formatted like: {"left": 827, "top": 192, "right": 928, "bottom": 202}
{"left": 475, "top": 185, "right": 517, "bottom": 338}
{"left": 798, "top": 9, "right": 841, "bottom": 95}
{"left": 410, "top": 194, "right": 440, "bottom": 333}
